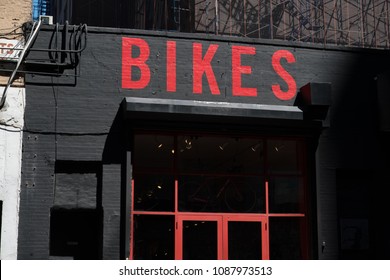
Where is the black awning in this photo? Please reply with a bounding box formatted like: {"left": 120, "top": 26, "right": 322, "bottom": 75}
{"left": 122, "top": 97, "right": 303, "bottom": 121}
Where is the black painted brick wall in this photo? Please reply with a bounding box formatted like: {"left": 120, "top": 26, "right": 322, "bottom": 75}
{"left": 18, "top": 25, "right": 390, "bottom": 259}
{"left": 102, "top": 164, "right": 121, "bottom": 260}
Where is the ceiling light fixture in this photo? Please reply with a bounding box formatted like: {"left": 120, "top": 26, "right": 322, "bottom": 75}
{"left": 274, "top": 145, "right": 285, "bottom": 152}
{"left": 251, "top": 143, "right": 261, "bottom": 152}
{"left": 185, "top": 138, "right": 192, "bottom": 150}
{"left": 219, "top": 142, "right": 228, "bottom": 150}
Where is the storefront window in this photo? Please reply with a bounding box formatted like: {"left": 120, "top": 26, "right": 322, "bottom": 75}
{"left": 267, "top": 139, "right": 302, "bottom": 174}
{"left": 178, "top": 136, "right": 264, "bottom": 174}
{"left": 133, "top": 174, "right": 175, "bottom": 212}
{"left": 178, "top": 175, "right": 265, "bottom": 213}
{"left": 269, "top": 177, "right": 304, "bottom": 213}
{"left": 133, "top": 215, "right": 174, "bottom": 260}
{"left": 133, "top": 134, "right": 174, "bottom": 171}
{"left": 131, "top": 132, "right": 308, "bottom": 260}
{"left": 269, "top": 217, "right": 306, "bottom": 260}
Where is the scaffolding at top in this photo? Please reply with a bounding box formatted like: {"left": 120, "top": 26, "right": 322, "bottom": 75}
{"left": 33, "top": 0, "right": 390, "bottom": 49}
{"left": 131, "top": 0, "right": 390, "bottom": 49}
{"left": 215, "top": 0, "right": 390, "bottom": 49}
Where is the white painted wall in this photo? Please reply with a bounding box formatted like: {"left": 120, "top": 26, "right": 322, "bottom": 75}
{"left": 0, "top": 87, "right": 25, "bottom": 259}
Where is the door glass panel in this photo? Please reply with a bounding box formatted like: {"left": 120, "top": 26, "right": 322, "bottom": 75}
{"left": 179, "top": 175, "right": 265, "bottom": 213}
{"left": 269, "top": 177, "right": 304, "bottom": 213}
{"left": 183, "top": 220, "right": 217, "bottom": 259}
{"left": 228, "top": 221, "right": 262, "bottom": 260}
{"left": 269, "top": 217, "right": 304, "bottom": 260}
{"left": 134, "top": 174, "right": 175, "bottom": 212}
{"left": 133, "top": 215, "right": 174, "bottom": 260}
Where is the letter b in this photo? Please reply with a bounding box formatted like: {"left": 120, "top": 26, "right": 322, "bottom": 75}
{"left": 122, "top": 37, "right": 151, "bottom": 89}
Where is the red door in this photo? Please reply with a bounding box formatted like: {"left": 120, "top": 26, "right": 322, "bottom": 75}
{"left": 176, "top": 214, "right": 268, "bottom": 260}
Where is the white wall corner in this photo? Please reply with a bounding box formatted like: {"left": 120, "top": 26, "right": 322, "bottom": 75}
{"left": 0, "top": 86, "right": 25, "bottom": 259}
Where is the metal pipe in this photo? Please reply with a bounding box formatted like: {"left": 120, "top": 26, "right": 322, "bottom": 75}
{"left": 0, "top": 47, "right": 86, "bottom": 54}
{"left": 215, "top": 0, "right": 219, "bottom": 35}
{"left": 61, "top": 21, "right": 68, "bottom": 63}
{"left": 0, "top": 19, "right": 43, "bottom": 109}
{"left": 0, "top": 68, "right": 81, "bottom": 78}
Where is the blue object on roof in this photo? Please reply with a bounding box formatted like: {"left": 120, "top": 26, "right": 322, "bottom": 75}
{"left": 32, "top": 0, "right": 50, "bottom": 21}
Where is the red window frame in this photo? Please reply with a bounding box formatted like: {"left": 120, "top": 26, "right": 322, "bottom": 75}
{"left": 129, "top": 132, "right": 309, "bottom": 260}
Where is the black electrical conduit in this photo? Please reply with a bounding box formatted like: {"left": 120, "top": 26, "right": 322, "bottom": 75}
{"left": 26, "top": 22, "right": 88, "bottom": 65}
{"left": 0, "top": 21, "right": 88, "bottom": 109}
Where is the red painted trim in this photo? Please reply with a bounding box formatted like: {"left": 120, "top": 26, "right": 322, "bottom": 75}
{"left": 132, "top": 211, "right": 175, "bottom": 215}
{"left": 176, "top": 215, "right": 223, "bottom": 260}
{"left": 268, "top": 213, "right": 305, "bottom": 217}
{"left": 176, "top": 214, "right": 269, "bottom": 260}
{"left": 223, "top": 215, "right": 268, "bottom": 260}
{"left": 265, "top": 180, "right": 269, "bottom": 215}
{"left": 175, "top": 215, "right": 182, "bottom": 259}
{"left": 263, "top": 219, "right": 270, "bottom": 260}
{"left": 129, "top": 179, "right": 135, "bottom": 260}
{"left": 265, "top": 180, "right": 270, "bottom": 259}
{"left": 222, "top": 218, "right": 228, "bottom": 260}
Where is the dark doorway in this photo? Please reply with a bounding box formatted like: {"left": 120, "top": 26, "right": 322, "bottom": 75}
{"left": 50, "top": 208, "right": 100, "bottom": 260}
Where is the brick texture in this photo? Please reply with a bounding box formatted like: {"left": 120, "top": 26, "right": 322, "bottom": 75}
{"left": 0, "top": 0, "right": 31, "bottom": 32}
{"left": 0, "top": 0, "right": 31, "bottom": 86}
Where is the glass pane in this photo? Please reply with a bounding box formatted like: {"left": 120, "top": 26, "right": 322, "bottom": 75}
{"left": 183, "top": 220, "right": 217, "bottom": 260}
{"left": 228, "top": 221, "right": 262, "bottom": 260}
{"left": 267, "top": 139, "right": 302, "bottom": 174}
{"left": 178, "top": 136, "right": 264, "bottom": 174}
{"left": 179, "top": 175, "right": 265, "bottom": 213}
{"left": 133, "top": 215, "right": 174, "bottom": 260}
{"left": 269, "top": 177, "right": 304, "bottom": 213}
{"left": 134, "top": 174, "right": 175, "bottom": 212}
{"left": 269, "top": 218, "right": 304, "bottom": 260}
{"left": 133, "top": 134, "right": 174, "bottom": 170}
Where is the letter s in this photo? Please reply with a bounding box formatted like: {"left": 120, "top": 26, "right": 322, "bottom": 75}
{"left": 272, "top": 50, "right": 297, "bottom": 101}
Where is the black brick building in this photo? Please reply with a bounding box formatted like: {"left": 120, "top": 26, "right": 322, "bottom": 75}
{"left": 18, "top": 0, "right": 390, "bottom": 259}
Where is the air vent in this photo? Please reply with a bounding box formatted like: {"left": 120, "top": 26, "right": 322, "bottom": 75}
{"left": 39, "top": 15, "right": 53, "bottom": 25}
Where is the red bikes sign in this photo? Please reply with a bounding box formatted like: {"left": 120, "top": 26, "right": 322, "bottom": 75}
{"left": 122, "top": 37, "right": 297, "bottom": 101}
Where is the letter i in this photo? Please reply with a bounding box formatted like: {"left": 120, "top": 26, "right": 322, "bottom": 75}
{"left": 167, "top": 41, "right": 177, "bottom": 92}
